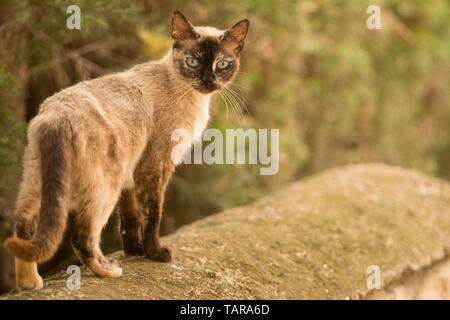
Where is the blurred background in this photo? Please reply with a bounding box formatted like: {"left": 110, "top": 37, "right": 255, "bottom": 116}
{"left": 0, "top": 0, "right": 449, "bottom": 294}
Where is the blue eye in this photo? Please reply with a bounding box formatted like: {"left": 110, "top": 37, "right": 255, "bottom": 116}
{"left": 186, "top": 57, "right": 199, "bottom": 67}
{"left": 217, "top": 60, "right": 229, "bottom": 69}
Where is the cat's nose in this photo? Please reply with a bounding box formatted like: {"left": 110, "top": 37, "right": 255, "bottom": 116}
{"left": 201, "top": 79, "right": 214, "bottom": 85}
{"left": 201, "top": 70, "right": 215, "bottom": 84}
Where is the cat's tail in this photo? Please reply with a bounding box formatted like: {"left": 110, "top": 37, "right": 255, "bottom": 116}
{"left": 5, "top": 121, "right": 72, "bottom": 263}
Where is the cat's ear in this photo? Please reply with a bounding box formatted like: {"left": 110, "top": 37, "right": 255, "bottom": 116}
{"left": 172, "top": 11, "right": 197, "bottom": 41}
{"left": 222, "top": 19, "right": 249, "bottom": 54}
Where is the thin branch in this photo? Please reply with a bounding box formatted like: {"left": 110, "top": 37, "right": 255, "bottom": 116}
{"left": 32, "top": 31, "right": 108, "bottom": 76}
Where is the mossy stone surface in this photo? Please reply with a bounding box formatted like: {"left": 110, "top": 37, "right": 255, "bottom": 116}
{"left": 2, "top": 163, "right": 450, "bottom": 300}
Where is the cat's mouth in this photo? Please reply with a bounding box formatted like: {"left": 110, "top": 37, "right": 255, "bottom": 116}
{"left": 193, "top": 82, "right": 221, "bottom": 94}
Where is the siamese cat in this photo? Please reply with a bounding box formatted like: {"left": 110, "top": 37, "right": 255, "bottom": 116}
{"left": 5, "top": 11, "right": 249, "bottom": 290}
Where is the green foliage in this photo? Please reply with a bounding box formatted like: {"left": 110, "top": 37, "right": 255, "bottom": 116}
{"left": 0, "top": 108, "right": 26, "bottom": 190}
{"left": 0, "top": 0, "right": 449, "bottom": 229}
{"left": 0, "top": 66, "right": 27, "bottom": 206}
{"left": 138, "top": 28, "right": 172, "bottom": 59}
{"left": 140, "top": 0, "right": 450, "bottom": 228}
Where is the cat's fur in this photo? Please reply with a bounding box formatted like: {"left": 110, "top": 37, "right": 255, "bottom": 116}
{"left": 5, "top": 11, "right": 249, "bottom": 290}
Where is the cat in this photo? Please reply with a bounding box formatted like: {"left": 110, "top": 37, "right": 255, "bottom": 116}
{"left": 5, "top": 11, "right": 249, "bottom": 290}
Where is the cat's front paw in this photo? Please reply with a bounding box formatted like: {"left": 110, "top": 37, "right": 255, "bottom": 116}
{"left": 146, "top": 246, "right": 172, "bottom": 262}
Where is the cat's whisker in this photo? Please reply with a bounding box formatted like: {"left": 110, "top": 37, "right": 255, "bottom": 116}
{"left": 223, "top": 87, "right": 245, "bottom": 123}
{"left": 230, "top": 84, "right": 249, "bottom": 104}
{"left": 220, "top": 90, "right": 241, "bottom": 124}
{"left": 229, "top": 83, "right": 248, "bottom": 102}
{"left": 228, "top": 84, "right": 250, "bottom": 116}
{"left": 229, "top": 96, "right": 244, "bottom": 124}
{"left": 220, "top": 91, "right": 235, "bottom": 123}
{"left": 217, "top": 92, "right": 230, "bottom": 123}
{"left": 226, "top": 87, "right": 245, "bottom": 110}
{"left": 221, "top": 91, "right": 240, "bottom": 124}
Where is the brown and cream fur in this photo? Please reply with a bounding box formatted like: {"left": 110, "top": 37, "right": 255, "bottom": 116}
{"left": 5, "top": 11, "right": 249, "bottom": 290}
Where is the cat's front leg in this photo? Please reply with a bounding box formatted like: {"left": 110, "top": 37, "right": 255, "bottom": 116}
{"left": 119, "top": 189, "right": 144, "bottom": 256}
{"left": 142, "top": 166, "right": 174, "bottom": 263}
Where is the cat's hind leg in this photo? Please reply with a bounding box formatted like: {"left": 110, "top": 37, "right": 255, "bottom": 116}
{"left": 71, "top": 193, "right": 122, "bottom": 278}
{"left": 119, "top": 189, "right": 143, "bottom": 256}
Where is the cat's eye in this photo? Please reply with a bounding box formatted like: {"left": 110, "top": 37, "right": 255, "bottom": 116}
{"left": 186, "top": 57, "right": 199, "bottom": 67}
{"left": 217, "top": 60, "right": 229, "bottom": 70}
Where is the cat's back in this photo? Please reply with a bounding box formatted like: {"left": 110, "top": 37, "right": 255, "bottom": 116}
{"left": 37, "top": 70, "right": 146, "bottom": 118}
{"left": 26, "top": 67, "right": 157, "bottom": 169}
{"left": 29, "top": 68, "right": 155, "bottom": 148}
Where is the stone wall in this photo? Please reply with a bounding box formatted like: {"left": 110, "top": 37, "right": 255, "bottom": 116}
{"left": 2, "top": 164, "right": 449, "bottom": 299}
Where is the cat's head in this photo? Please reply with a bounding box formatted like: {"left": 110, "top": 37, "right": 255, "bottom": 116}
{"left": 170, "top": 11, "right": 249, "bottom": 94}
